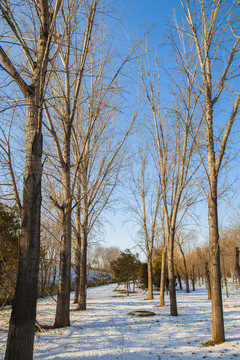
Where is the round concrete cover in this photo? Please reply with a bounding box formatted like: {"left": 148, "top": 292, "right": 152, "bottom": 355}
{"left": 127, "top": 310, "right": 156, "bottom": 316}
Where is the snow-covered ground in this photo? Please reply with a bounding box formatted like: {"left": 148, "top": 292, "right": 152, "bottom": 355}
{"left": 1, "top": 282, "right": 240, "bottom": 359}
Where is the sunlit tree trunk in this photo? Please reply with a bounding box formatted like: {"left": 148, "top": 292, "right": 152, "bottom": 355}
{"left": 147, "top": 258, "right": 153, "bottom": 300}
{"left": 179, "top": 0, "right": 240, "bottom": 343}
{"left": 159, "top": 242, "right": 167, "bottom": 307}
{"left": 1, "top": 1, "right": 61, "bottom": 357}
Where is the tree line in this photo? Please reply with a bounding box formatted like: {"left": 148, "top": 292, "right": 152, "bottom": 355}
{"left": 0, "top": 1, "right": 240, "bottom": 359}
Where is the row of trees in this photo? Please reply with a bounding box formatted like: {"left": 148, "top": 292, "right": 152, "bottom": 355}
{"left": 0, "top": 0, "right": 240, "bottom": 358}
{"left": 0, "top": 0, "right": 140, "bottom": 358}
{"left": 110, "top": 223, "right": 240, "bottom": 300}
{"left": 124, "top": 0, "right": 240, "bottom": 345}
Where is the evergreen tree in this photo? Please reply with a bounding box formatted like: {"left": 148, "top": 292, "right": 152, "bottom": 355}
{"left": 0, "top": 203, "right": 20, "bottom": 306}
{"left": 110, "top": 250, "right": 142, "bottom": 295}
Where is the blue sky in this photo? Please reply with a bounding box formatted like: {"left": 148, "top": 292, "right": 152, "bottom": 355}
{"left": 103, "top": 0, "right": 240, "bottom": 258}
{"left": 103, "top": 1, "right": 181, "bottom": 256}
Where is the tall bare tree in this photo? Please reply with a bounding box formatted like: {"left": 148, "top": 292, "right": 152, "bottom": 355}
{"left": 72, "top": 86, "right": 138, "bottom": 310}
{"left": 125, "top": 138, "right": 161, "bottom": 300}
{"left": 137, "top": 50, "right": 202, "bottom": 316}
{"left": 43, "top": 0, "right": 99, "bottom": 327}
{"left": 179, "top": 0, "right": 240, "bottom": 343}
{"left": 0, "top": 1, "right": 61, "bottom": 358}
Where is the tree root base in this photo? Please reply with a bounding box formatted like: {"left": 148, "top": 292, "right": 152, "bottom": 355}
{"left": 200, "top": 340, "right": 224, "bottom": 346}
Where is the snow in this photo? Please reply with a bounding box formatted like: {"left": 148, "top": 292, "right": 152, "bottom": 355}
{"left": 1, "top": 282, "right": 240, "bottom": 359}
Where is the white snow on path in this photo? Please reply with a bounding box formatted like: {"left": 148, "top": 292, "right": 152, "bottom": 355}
{"left": 1, "top": 282, "right": 240, "bottom": 359}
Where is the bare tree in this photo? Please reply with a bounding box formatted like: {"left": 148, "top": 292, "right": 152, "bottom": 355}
{"left": 125, "top": 138, "right": 161, "bottom": 300}
{"left": 0, "top": 1, "right": 62, "bottom": 358}
{"left": 43, "top": 0, "right": 99, "bottom": 327}
{"left": 179, "top": 0, "right": 240, "bottom": 343}
{"left": 137, "top": 49, "right": 202, "bottom": 316}
{"left": 72, "top": 86, "right": 138, "bottom": 310}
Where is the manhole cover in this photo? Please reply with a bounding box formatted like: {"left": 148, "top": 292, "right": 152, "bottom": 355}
{"left": 127, "top": 310, "right": 156, "bottom": 317}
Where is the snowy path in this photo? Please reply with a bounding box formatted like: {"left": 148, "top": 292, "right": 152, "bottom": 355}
{"left": 1, "top": 282, "right": 240, "bottom": 359}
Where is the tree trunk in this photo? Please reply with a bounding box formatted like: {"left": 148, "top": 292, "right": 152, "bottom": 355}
{"left": 191, "top": 277, "right": 195, "bottom": 291}
{"left": 208, "top": 178, "right": 224, "bottom": 342}
{"left": 73, "top": 177, "right": 81, "bottom": 304}
{"left": 40, "top": 262, "right": 45, "bottom": 298}
{"left": 205, "top": 262, "right": 211, "bottom": 300}
{"left": 51, "top": 263, "right": 57, "bottom": 292}
{"left": 191, "top": 265, "right": 195, "bottom": 291}
{"left": 181, "top": 249, "right": 189, "bottom": 293}
{"left": 147, "top": 257, "right": 153, "bottom": 300}
{"left": 77, "top": 233, "right": 87, "bottom": 310}
{"left": 5, "top": 95, "right": 43, "bottom": 360}
{"left": 76, "top": 170, "right": 88, "bottom": 311}
{"left": 54, "top": 139, "right": 72, "bottom": 327}
{"left": 159, "top": 244, "right": 167, "bottom": 307}
{"left": 177, "top": 272, "right": 182, "bottom": 290}
{"left": 54, "top": 205, "right": 72, "bottom": 327}
{"left": 235, "top": 247, "right": 240, "bottom": 284}
{"left": 167, "top": 232, "right": 178, "bottom": 316}
{"left": 73, "top": 250, "right": 80, "bottom": 304}
{"left": 185, "top": 275, "right": 190, "bottom": 293}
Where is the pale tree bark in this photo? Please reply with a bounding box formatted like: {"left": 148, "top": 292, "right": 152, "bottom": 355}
{"left": 180, "top": 0, "right": 240, "bottom": 343}
{"left": 159, "top": 214, "right": 167, "bottom": 306}
{"left": 159, "top": 242, "right": 167, "bottom": 306}
{"left": 0, "top": 1, "right": 61, "bottom": 358}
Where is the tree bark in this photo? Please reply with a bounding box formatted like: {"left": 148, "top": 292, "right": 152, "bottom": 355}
{"left": 205, "top": 262, "right": 211, "bottom": 301}
{"left": 77, "top": 234, "right": 87, "bottom": 310}
{"left": 208, "top": 181, "right": 225, "bottom": 342}
{"left": 205, "top": 94, "right": 224, "bottom": 342}
{"left": 147, "top": 258, "right": 153, "bottom": 300}
{"left": 73, "top": 246, "right": 80, "bottom": 304}
{"left": 76, "top": 166, "right": 88, "bottom": 311}
{"left": 235, "top": 247, "right": 240, "bottom": 284}
{"left": 180, "top": 246, "right": 189, "bottom": 293}
{"left": 73, "top": 175, "right": 81, "bottom": 304}
{"left": 176, "top": 271, "right": 182, "bottom": 290}
{"left": 54, "top": 128, "right": 72, "bottom": 327}
{"left": 2, "top": 0, "right": 62, "bottom": 355}
{"left": 5, "top": 94, "right": 42, "bottom": 359}
{"left": 167, "top": 231, "right": 178, "bottom": 316}
{"left": 159, "top": 243, "right": 167, "bottom": 307}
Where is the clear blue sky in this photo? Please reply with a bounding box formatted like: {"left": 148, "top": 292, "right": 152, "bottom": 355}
{"left": 103, "top": 0, "right": 240, "bottom": 259}
{"left": 103, "top": 1, "right": 182, "bottom": 257}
